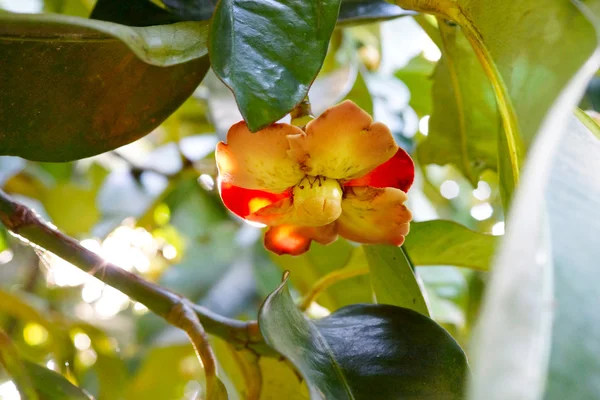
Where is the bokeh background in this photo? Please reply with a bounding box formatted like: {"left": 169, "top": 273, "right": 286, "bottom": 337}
{"left": 0, "top": 1, "right": 510, "bottom": 398}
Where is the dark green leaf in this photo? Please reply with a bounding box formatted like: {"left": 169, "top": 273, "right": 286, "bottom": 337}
{"left": 91, "top": 0, "right": 183, "bottom": 26}
{"left": 259, "top": 276, "right": 469, "bottom": 399}
{"left": 162, "top": 0, "right": 409, "bottom": 25}
{"left": 404, "top": 220, "right": 497, "bottom": 271}
{"left": 0, "top": 13, "right": 210, "bottom": 161}
{"left": 338, "top": 0, "right": 413, "bottom": 25}
{"left": 25, "top": 361, "right": 93, "bottom": 400}
{"left": 162, "top": 0, "right": 217, "bottom": 21}
{"left": 209, "top": 0, "right": 342, "bottom": 131}
{"left": 363, "top": 245, "right": 429, "bottom": 316}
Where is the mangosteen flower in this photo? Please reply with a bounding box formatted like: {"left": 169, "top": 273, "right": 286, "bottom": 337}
{"left": 215, "top": 100, "right": 414, "bottom": 256}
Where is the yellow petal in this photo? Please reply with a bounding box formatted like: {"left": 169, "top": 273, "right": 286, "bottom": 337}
{"left": 338, "top": 187, "right": 411, "bottom": 246}
{"left": 287, "top": 100, "right": 398, "bottom": 180}
{"left": 292, "top": 176, "right": 342, "bottom": 226}
{"left": 248, "top": 176, "right": 343, "bottom": 227}
{"left": 216, "top": 122, "right": 305, "bottom": 192}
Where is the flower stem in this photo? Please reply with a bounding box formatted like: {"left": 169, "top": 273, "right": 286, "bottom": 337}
{"left": 299, "top": 266, "right": 370, "bottom": 311}
{"left": 290, "top": 96, "right": 315, "bottom": 128}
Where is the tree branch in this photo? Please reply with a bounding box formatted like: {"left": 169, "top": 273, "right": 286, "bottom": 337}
{"left": 0, "top": 189, "right": 274, "bottom": 357}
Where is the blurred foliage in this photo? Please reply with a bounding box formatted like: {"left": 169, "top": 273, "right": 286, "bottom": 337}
{"left": 0, "top": 0, "right": 598, "bottom": 399}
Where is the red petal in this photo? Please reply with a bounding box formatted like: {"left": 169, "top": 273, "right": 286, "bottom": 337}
{"left": 264, "top": 225, "right": 312, "bottom": 256}
{"left": 264, "top": 224, "right": 338, "bottom": 256}
{"left": 343, "top": 147, "right": 414, "bottom": 192}
{"left": 219, "top": 182, "right": 291, "bottom": 219}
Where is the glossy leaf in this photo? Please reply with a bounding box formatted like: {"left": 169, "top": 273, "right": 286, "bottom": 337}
{"left": 162, "top": 0, "right": 217, "bottom": 21}
{"left": 417, "top": 21, "right": 499, "bottom": 186}
{"left": 404, "top": 220, "right": 497, "bottom": 271}
{"left": 25, "top": 361, "right": 93, "bottom": 400}
{"left": 363, "top": 245, "right": 429, "bottom": 316}
{"left": 467, "top": 35, "right": 600, "bottom": 400}
{"left": 209, "top": 0, "right": 342, "bottom": 131}
{"left": 162, "top": 0, "right": 408, "bottom": 24}
{"left": 0, "top": 13, "right": 210, "bottom": 161}
{"left": 91, "top": 0, "right": 183, "bottom": 26}
{"left": 269, "top": 240, "right": 372, "bottom": 310}
{"left": 259, "top": 276, "right": 469, "bottom": 399}
{"left": 338, "top": 0, "right": 412, "bottom": 25}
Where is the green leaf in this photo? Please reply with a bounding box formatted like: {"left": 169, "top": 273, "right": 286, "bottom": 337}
{"left": 162, "top": 0, "right": 217, "bottom": 21}
{"left": 394, "top": 53, "right": 435, "bottom": 117}
{"left": 404, "top": 220, "right": 497, "bottom": 271}
{"left": 0, "top": 290, "right": 72, "bottom": 367}
{"left": 259, "top": 276, "right": 469, "bottom": 399}
{"left": 91, "top": 0, "right": 183, "bottom": 26}
{"left": 24, "top": 361, "right": 93, "bottom": 400}
{"left": 270, "top": 240, "right": 372, "bottom": 310}
{"left": 363, "top": 245, "right": 429, "bottom": 316}
{"left": 209, "top": 0, "right": 342, "bottom": 131}
{"left": 467, "top": 37, "right": 600, "bottom": 400}
{"left": 343, "top": 67, "right": 373, "bottom": 115}
{"left": 417, "top": 21, "right": 500, "bottom": 186}
{"left": 73, "top": 324, "right": 129, "bottom": 400}
{"left": 0, "top": 13, "right": 210, "bottom": 161}
{"left": 338, "top": 0, "right": 412, "bottom": 25}
{"left": 543, "top": 110, "right": 600, "bottom": 399}
{"left": 258, "top": 357, "right": 309, "bottom": 400}
{"left": 400, "top": 0, "right": 598, "bottom": 207}
{"left": 42, "top": 183, "right": 100, "bottom": 236}
{"left": 125, "top": 344, "right": 201, "bottom": 399}
{"left": 0, "top": 329, "right": 39, "bottom": 400}
{"left": 44, "top": 0, "right": 93, "bottom": 17}
{"left": 162, "top": 0, "right": 408, "bottom": 25}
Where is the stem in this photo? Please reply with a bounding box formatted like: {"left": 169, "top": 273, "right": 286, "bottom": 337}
{"left": 167, "top": 302, "right": 219, "bottom": 396}
{"left": 0, "top": 190, "right": 274, "bottom": 358}
{"left": 290, "top": 96, "right": 315, "bottom": 128}
{"left": 299, "top": 267, "right": 369, "bottom": 311}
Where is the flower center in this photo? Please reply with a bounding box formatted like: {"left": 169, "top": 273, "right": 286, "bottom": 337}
{"left": 293, "top": 175, "right": 342, "bottom": 226}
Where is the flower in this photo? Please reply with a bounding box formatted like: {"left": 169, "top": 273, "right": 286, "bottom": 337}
{"left": 216, "top": 100, "right": 414, "bottom": 256}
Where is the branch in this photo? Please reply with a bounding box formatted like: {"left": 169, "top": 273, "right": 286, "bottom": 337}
{"left": 0, "top": 189, "right": 274, "bottom": 357}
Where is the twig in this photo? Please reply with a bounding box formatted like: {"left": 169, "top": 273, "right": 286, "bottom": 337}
{"left": 290, "top": 96, "right": 315, "bottom": 129}
{"left": 167, "top": 302, "right": 220, "bottom": 397}
{"left": 0, "top": 190, "right": 274, "bottom": 359}
{"left": 299, "top": 266, "right": 370, "bottom": 311}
